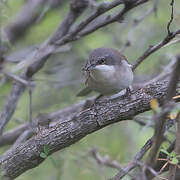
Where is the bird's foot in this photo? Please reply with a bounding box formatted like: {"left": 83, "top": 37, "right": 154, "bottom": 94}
{"left": 124, "top": 86, "right": 135, "bottom": 100}
{"left": 125, "top": 87, "right": 131, "bottom": 97}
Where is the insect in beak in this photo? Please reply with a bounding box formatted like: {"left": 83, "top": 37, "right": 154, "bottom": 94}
{"left": 83, "top": 64, "right": 96, "bottom": 71}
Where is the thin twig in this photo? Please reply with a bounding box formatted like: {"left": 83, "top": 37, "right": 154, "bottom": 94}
{"left": 136, "top": 161, "right": 159, "bottom": 177}
{"left": 0, "top": 123, "right": 29, "bottom": 147}
{"left": 145, "top": 55, "right": 180, "bottom": 178}
{"left": 0, "top": 79, "right": 180, "bottom": 179}
{"left": 120, "top": 1, "right": 158, "bottom": 53}
{"left": 145, "top": 56, "right": 176, "bottom": 85}
{"left": 132, "top": 0, "right": 176, "bottom": 70}
{"left": 133, "top": 0, "right": 178, "bottom": 71}
{"left": 134, "top": 116, "right": 175, "bottom": 135}
{"left": 0, "top": 0, "right": 152, "bottom": 135}
{"left": 89, "top": 149, "right": 137, "bottom": 179}
{"left": 0, "top": 0, "right": 88, "bottom": 135}
{"left": 1, "top": 70, "right": 32, "bottom": 86}
{"left": 89, "top": 148, "right": 122, "bottom": 170}
{"left": 168, "top": 112, "right": 180, "bottom": 180}
{"left": 29, "top": 87, "right": 33, "bottom": 126}
{"left": 110, "top": 138, "right": 153, "bottom": 180}
{"left": 167, "top": 0, "right": 174, "bottom": 35}
{"left": 132, "top": 28, "right": 180, "bottom": 70}
{"left": 111, "top": 72, "right": 180, "bottom": 180}
{"left": 55, "top": 0, "right": 151, "bottom": 46}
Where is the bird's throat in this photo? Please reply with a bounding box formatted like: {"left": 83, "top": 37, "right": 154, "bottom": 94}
{"left": 90, "top": 65, "right": 116, "bottom": 82}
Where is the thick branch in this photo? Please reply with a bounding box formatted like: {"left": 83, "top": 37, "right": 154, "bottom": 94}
{"left": 0, "top": 0, "right": 87, "bottom": 135}
{"left": 0, "top": 79, "right": 180, "bottom": 179}
{"left": 0, "top": 99, "right": 87, "bottom": 147}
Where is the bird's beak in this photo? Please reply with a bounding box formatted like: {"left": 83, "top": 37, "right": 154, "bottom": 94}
{"left": 85, "top": 64, "right": 96, "bottom": 71}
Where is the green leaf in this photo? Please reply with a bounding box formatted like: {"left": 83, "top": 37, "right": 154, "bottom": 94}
{"left": 170, "top": 157, "right": 178, "bottom": 165}
{"left": 40, "top": 152, "right": 47, "bottom": 159}
{"left": 170, "top": 151, "right": 176, "bottom": 158}
{"left": 44, "top": 144, "right": 50, "bottom": 155}
{"left": 160, "top": 149, "right": 169, "bottom": 155}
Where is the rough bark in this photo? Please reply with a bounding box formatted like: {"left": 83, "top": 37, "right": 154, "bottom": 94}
{"left": 0, "top": 79, "right": 179, "bottom": 179}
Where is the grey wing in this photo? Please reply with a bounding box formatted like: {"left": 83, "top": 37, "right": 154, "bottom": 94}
{"left": 77, "top": 87, "right": 92, "bottom": 96}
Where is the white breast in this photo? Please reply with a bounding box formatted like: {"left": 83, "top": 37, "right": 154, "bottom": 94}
{"left": 90, "top": 65, "right": 116, "bottom": 82}
{"left": 87, "top": 64, "right": 133, "bottom": 95}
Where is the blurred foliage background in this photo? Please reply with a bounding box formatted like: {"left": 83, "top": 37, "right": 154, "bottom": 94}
{"left": 0, "top": 0, "right": 180, "bottom": 179}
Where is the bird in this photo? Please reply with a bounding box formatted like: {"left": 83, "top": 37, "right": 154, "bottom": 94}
{"left": 77, "top": 48, "right": 134, "bottom": 99}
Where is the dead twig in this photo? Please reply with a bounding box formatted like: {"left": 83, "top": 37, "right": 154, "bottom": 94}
{"left": 132, "top": 28, "right": 180, "bottom": 70}
{"left": 145, "top": 55, "right": 180, "bottom": 179}
{"left": 167, "top": 0, "right": 174, "bottom": 35}
{"left": 110, "top": 138, "right": 153, "bottom": 180}
{"left": 168, "top": 112, "right": 180, "bottom": 180}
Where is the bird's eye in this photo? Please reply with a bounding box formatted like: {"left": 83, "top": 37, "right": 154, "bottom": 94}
{"left": 99, "top": 58, "right": 105, "bottom": 64}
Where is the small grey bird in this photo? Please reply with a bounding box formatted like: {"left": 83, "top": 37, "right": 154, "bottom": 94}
{"left": 77, "top": 48, "right": 133, "bottom": 98}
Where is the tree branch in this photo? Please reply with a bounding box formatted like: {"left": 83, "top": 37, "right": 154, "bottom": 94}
{"left": 168, "top": 113, "right": 180, "bottom": 180}
{"left": 0, "top": 99, "right": 87, "bottom": 147}
{"left": 0, "top": 123, "right": 29, "bottom": 147}
{"left": 0, "top": 0, "right": 88, "bottom": 135}
{"left": 0, "top": 79, "right": 180, "bottom": 179}
{"left": 167, "top": 0, "right": 174, "bottom": 36}
{"left": 132, "top": 28, "right": 180, "bottom": 70}
{"left": 145, "top": 55, "right": 180, "bottom": 179}
{"left": 0, "top": 0, "right": 151, "bottom": 135}
{"left": 110, "top": 138, "right": 153, "bottom": 180}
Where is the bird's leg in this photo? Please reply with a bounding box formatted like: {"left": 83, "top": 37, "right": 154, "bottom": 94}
{"left": 125, "top": 87, "right": 131, "bottom": 96}
{"left": 125, "top": 85, "right": 133, "bottom": 96}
